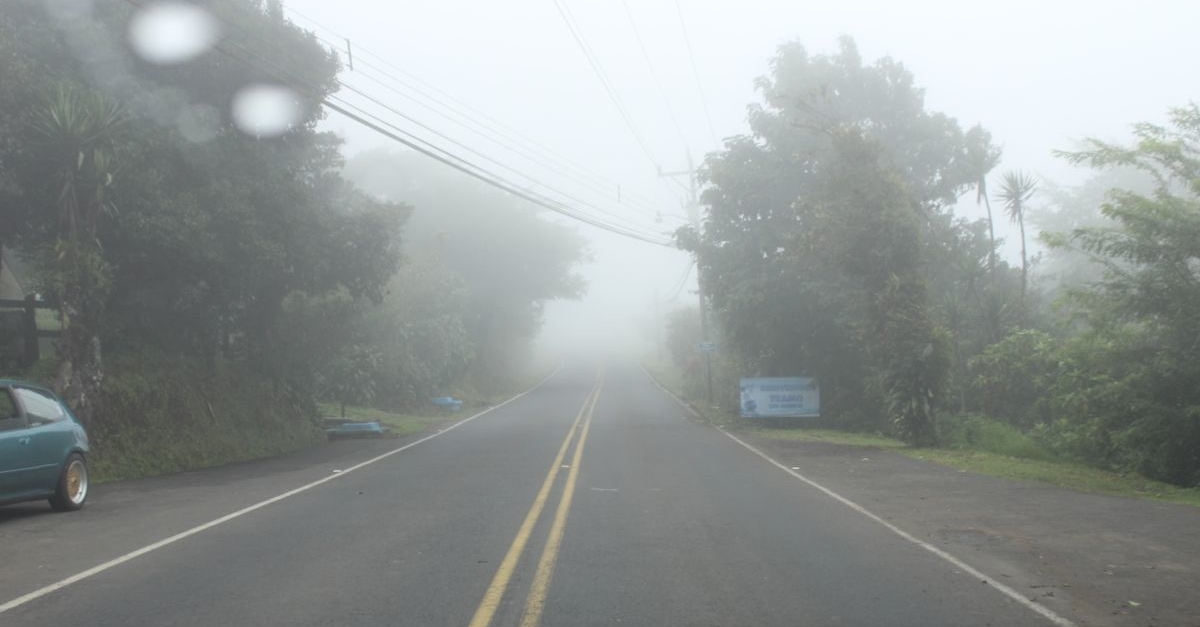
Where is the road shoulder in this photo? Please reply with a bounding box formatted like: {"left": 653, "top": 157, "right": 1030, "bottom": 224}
{"left": 738, "top": 434, "right": 1200, "bottom": 627}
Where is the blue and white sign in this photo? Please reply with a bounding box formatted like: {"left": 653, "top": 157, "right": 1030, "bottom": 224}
{"left": 739, "top": 377, "right": 820, "bottom": 418}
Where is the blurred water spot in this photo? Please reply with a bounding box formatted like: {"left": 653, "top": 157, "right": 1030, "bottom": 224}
{"left": 231, "top": 84, "right": 303, "bottom": 138}
{"left": 128, "top": 1, "right": 218, "bottom": 65}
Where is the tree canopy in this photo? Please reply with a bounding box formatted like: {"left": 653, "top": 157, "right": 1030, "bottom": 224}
{"left": 681, "top": 38, "right": 993, "bottom": 441}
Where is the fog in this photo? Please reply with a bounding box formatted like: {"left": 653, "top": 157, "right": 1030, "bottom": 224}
{"left": 283, "top": 0, "right": 1200, "bottom": 357}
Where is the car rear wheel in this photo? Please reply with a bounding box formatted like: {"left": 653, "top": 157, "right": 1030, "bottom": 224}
{"left": 49, "top": 453, "right": 88, "bottom": 512}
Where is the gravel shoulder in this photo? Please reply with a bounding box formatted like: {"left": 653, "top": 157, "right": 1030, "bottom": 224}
{"left": 737, "top": 433, "right": 1200, "bottom": 627}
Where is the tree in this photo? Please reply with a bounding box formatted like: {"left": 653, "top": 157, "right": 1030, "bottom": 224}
{"left": 1, "top": 0, "right": 405, "bottom": 419}
{"left": 1046, "top": 103, "right": 1200, "bottom": 485}
{"left": 343, "top": 150, "right": 588, "bottom": 391}
{"left": 27, "top": 84, "right": 126, "bottom": 423}
{"left": 665, "top": 306, "right": 702, "bottom": 370}
{"left": 996, "top": 170, "right": 1037, "bottom": 321}
{"left": 321, "top": 344, "right": 381, "bottom": 418}
{"left": 682, "top": 37, "right": 986, "bottom": 439}
{"left": 362, "top": 252, "right": 474, "bottom": 410}
{"left": 963, "top": 126, "right": 1003, "bottom": 282}
{"left": 1030, "top": 167, "right": 1155, "bottom": 291}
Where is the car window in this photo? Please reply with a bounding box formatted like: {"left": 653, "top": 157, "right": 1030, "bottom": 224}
{"left": 13, "top": 387, "right": 67, "bottom": 427}
{"left": 0, "top": 389, "right": 25, "bottom": 432}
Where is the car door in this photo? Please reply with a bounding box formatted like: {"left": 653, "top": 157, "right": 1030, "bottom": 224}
{"left": 11, "top": 386, "right": 75, "bottom": 492}
{"left": 0, "top": 387, "right": 32, "bottom": 497}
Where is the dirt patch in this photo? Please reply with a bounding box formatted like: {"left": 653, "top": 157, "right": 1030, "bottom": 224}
{"left": 739, "top": 433, "right": 1200, "bottom": 627}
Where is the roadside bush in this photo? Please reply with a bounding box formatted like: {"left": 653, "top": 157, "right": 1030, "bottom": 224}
{"left": 89, "top": 350, "right": 325, "bottom": 481}
{"left": 939, "top": 412, "right": 1054, "bottom": 461}
{"left": 1035, "top": 329, "right": 1200, "bottom": 487}
{"left": 969, "top": 329, "right": 1061, "bottom": 429}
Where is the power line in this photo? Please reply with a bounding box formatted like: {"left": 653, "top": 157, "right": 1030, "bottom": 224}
{"left": 291, "top": 21, "right": 668, "bottom": 216}
{"left": 673, "top": 0, "right": 719, "bottom": 149}
{"left": 223, "top": 7, "right": 672, "bottom": 241}
{"left": 550, "top": 0, "right": 688, "bottom": 194}
{"left": 666, "top": 260, "right": 694, "bottom": 302}
{"left": 214, "top": 9, "right": 656, "bottom": 227}
{"left": 323, "top": 96, "right": 671, "bottom": 246}
{"left": 620, "top": 0, "right": 689, "bottom": 152}
{"left": 342, "top": 62, "right": 666, "bottom": 218}
{"left": 334, "top": 76, "right": 663, "bottom": 237}
{"left": 120, "top": 0, "right": 674, "bottom": 247}
{"left": 282, "top": 4, "right": 674, "bottom": 213}
{"left": 307, "top": 55, "right": 670, "bottom": 227}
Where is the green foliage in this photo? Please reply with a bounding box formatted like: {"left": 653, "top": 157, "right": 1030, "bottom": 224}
{"left": 963, "top": 125, "right": 1003, "bottom": 279}
{"left": 20, "top": 81, "right": 128, "bottom": 422}
{"left": 682, "top": 38, "right": 985, "bottom": 439}
{"left": 995, "top": 170, "right": 1037, "bottom": 318}
{"left": 0, "top": 0, "right": 422, "bottom": 478}
{"left": 969, "top": 329, "right": 1060, "bottom": 429}
{"left": 1036, "top": 104, "right": 1200, "bottom": 486}
{"left": 664, "top": 307, "right": 701, "bottom": 369}
{"left": 320, "top": 344, "right": 381, "bottom": 417}
{"left": 938, "top": 413, "right": 1054, "bottom": 460}
{"left": 361, "top": 254, "right": 475, "bottom": 410}
{"left": 903, "top": 448, "right": 1200, "bottom": 507}
{"left": 90, "top": 351, "right": 324, "bottom": 482}
{"left": 343, "top": 150, "right": 588, "bottom": 394}
{"left": 874, "top": 275, "right": 950, "bottom": 447}
{"left": 1030, "top": 168, "right": 1155, "bottom": 290}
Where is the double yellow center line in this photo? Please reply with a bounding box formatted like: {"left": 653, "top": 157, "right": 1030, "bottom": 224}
{"left": 468, "top": 368, "right": 605, "bottom": 627}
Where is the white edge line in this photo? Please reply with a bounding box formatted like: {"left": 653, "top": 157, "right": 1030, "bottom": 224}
{"left": 639, "top": 363, "right": 699, "bottom": 419}
{"left": 0, "top": 362, "right": 563, "bottom": 615}
{"left": 640, "top": 364, "right": 1077, "bottom": 627}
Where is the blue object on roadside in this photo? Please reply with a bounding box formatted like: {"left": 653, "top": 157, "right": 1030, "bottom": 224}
{"left": 325, "top": 420, "right": 388, "bottom": 439}
{"left": 430, "top": 396, "right": 464, "bottom": 412}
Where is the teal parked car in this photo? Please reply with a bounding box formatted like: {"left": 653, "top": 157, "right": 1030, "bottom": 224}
{"left": 0, "top": 380, "right": 90, "bottom": 511}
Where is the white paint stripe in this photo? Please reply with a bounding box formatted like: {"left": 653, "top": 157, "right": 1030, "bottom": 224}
{"left": 640, "top": 363, "right": 1076, "bottom": 627}
{"left": 0, "top": 363, "right": 562, "bottom": 615}
{"left": 639, "top": 363, "right": 699, "bottom": 418}
{"left": 719, "top": 429, "right": 1078, "bottom": 627}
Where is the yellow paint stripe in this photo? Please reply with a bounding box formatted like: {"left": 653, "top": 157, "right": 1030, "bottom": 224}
{"left": 467, "top": 371, "right": 602, "bottom": 627}
{"left": 519, "top": 369, "right": 603, "bottom": 627}
{"left": 0, "top": 364, "right": 565, "bottom": 617}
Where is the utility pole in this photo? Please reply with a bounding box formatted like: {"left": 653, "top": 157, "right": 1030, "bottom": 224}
{"left": 653, "top": 287, "right": 662, "bottom": 364}
{"left": 659, "top": 151, "right": 713, "bottom": 404}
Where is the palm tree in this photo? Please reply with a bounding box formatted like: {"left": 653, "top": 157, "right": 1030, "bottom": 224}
{"left": 30, "top": 83, "right": 125, "bottom": 423}
{"left": 997, "top": 170, "right": 1037, "bottom": 323}
{"left": 964, "top": 126, "right": 1002, "bottom": 283}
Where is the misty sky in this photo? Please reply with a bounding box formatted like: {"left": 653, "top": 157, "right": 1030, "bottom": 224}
{"left": 282, "top": 0, "right": 1199, "bottom": 352}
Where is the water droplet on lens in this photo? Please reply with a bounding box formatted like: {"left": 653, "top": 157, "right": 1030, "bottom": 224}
{"left": 231, "top": 84, "right": 303, "bottom": 138}
{"left": 128, "top": 1, "right": 218, "bottom": 65}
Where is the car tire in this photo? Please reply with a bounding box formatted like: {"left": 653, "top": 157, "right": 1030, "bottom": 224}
{"left": 49, "top": 453, "right": 88, "bottom": 512}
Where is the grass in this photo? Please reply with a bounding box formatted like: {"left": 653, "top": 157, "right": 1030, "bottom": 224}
{"left": 318, "top": 403, "right": 456, "bottom": 439}
{"left": 902, "top": 449, "right": 1200, "bottom": 507}
{"left": 641, "top": 357, "right": 1200, "bottom": 508}
{"left": 643, "top": 360, "right": 686, "bottom": 399}
{"left": 741, "top": 422, "right": 1200, "bottom": 507}
{"left": 937, "top": 413, "right": 1056, "bottom": 461}
{"left": 315, "top": 361, "right": 558, "bottom": 437}
{"left": 737, "top": 424, "right": 906, "bottom": 449}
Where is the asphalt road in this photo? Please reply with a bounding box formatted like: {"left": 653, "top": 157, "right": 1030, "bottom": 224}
{"left": 0, "top": 360, "right": 1072, "bottom": 626}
